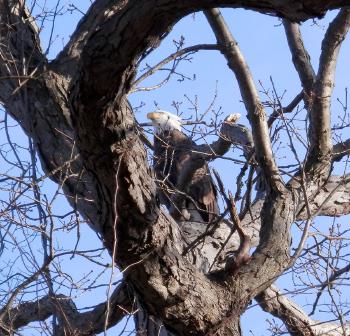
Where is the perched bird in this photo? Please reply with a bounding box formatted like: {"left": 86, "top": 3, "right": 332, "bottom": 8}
{"left": 147, "top": 110, "right": 219, "bottom": 223}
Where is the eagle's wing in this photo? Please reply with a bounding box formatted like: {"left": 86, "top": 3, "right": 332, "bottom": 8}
{"left": 153, "top": 129, "right": 219, "bottom": 223}
{"left": 189, "top": 165, "right": 219, "bottom": 223}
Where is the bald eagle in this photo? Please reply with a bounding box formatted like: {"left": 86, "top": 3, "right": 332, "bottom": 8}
{"left": 147, "top": 110, "right": 219, "bottom": 223}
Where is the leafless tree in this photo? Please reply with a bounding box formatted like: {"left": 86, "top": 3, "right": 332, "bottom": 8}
{"left": 0, "top": 1, "right": 350, "bottom": 335}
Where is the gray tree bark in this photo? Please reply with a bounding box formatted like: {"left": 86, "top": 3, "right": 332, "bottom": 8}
{"left": 1, "top": 1, "right": 350, "bottom": 335}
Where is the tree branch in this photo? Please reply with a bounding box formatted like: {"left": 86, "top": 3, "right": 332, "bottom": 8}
{"left": 310, "top": 262, "right": 350, "bottom": 316}
{"left": 2, "top": 1, "right": 350, "bottom": 335}
{"left": 256, "top": 284, "right": 350, "bottom": 336}
{"left": 0, "top": 282, "right": 132, "bottom": 336}
{"left": 267, "top": 90, "right": 305, "bottom": 128}
{"left": 52, "top": 0, "right": 350, "bottom": 94}
{"left": 333, "top": 138, "right": 350, "bottom": 161}
{"left": 131, "top": 43, "right": 221, "bottom": 90}
{"left": 201, "top": 9, "right": 295, "bottom": 310}
{"left": 240, "top": 173, "right": 350, "bottom": 251}
{"left": 204, "top": 8, "right": 285, "bottom": 194}
{"left": 0, "top": 295, "right": 55, "bottom": 334}
{"left": 297, "top": 173, "right": 350, "bottom": 219}
{"left": 283, "top": 20, "right": 316, "bottom": 94}
{"left": 60, "top": 281, "right": 133, "bottom": 335}
{"left": 0, "top": 1, "right": 105, "bottom": 233}
{"left": 306, "top": 9, "right": 350, "bottom": 171}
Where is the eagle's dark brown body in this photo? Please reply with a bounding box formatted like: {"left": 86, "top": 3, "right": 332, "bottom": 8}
{"left": 153, "top": 129, "right": 219, "bottom": 223}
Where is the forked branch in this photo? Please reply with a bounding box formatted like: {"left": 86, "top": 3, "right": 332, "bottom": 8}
{"left": 306, "top": 9, "right": 350, "bottom": 169}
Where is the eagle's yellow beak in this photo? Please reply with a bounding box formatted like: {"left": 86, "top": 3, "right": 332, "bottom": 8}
{"left": 147, "top": 112, "right": 160, "bottom": 120}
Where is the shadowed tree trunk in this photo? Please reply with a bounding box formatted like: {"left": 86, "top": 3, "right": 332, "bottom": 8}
{"left": 1, "top": 1, "right": 350, "bottom": 335}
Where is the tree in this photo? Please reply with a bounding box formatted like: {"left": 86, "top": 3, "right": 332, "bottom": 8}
{"left": 0, "top": 0, "right": 350, "bottom": 335}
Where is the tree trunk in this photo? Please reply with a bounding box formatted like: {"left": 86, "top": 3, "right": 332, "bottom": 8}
{"left": 135, "top": 307, "right": 175, "bottom": 336}
{"left": 1, "top": 1, "right": 350, "bottom": 336}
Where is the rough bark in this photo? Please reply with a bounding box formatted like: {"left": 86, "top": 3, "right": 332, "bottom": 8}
{"left": 305, "top": 9, "right": 350, "bottom": 173}
{"left": 205, "top": 8, "right": 285, "bottom": 194}
{"left": 257, "top": 284, "right": 350, "bottom": 336}
{"left": 1, "top": 1, "right": 350, "bottom": 336}
{"left": 283, "top": 20, "right": 316, "bottom": 94}
{"left": 0, "top": 282, "right": 132, "bottom": 336}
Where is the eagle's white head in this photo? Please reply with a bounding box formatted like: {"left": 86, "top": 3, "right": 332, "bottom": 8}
{"left": 147, "top": 110, "right": 182, "bottom": 132}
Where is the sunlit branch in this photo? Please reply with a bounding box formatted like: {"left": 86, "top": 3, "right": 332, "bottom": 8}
{"left": 213, "top": 170, "right": 251, "bottom": 275}
{"left": 283, "top": 20, "right": 315, "bottom": 94}
{"left": 256, "top": 284, "right": 350, "bottom": 335}
{"left": 333, "top": 138, "right": 350, "bottom": 161}
{"left": 0, "top": 295, "right": 55, "bottom": 334}
{"left": 204, "top": 8, "right": 285, "bottom": 194}
{"left": 306, "top": 9, "right": 350, "bottom": 169}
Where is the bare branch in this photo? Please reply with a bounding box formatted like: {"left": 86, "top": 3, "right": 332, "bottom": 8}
{"left": 256, "top": 284, "right": 350, "bottom": 336}
{"left": 204, "top": 8, "right": 285, "bottom": 193}
{"left": 65, "top": 281, "right": 132, "bottom": 335}
{"left": 213, "top": 170, "right": 251, "bottom": 275}
{"left": 1, "top": 295, "right": 55, "bottom": 334}
{"left": 131, "top": 43, "right": 221, "bottom": 90}
{"left": 240, "top": 173, "right": 350, "bottom": 253}
{"left": 297, "top": 174, "right": 350, "bottom": 219}
{"left": 283, "top": 20, "right": 316, "bottom": 93}
{"left": 333, "top": 138, "right": 350, "bottom": 161}
{"left": 0, "top": 1, "right": 104, "bottom": 233}
{"left": 306, "top": 9, "right": 350, "bottom": 170}
{"left": 0, "top": 258, "right": 52, "bottom": 324}
{"left": 267, "top": 90, "right": 304, "bottom": 128}
{"left": 0, "top": 282, "right": 132, "bottom": 335}
{"left": 53, "top": 0, "right": 350, "bottom": 92}
{"left": 310, "top": 262, "right": 350, "bottom": 316}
